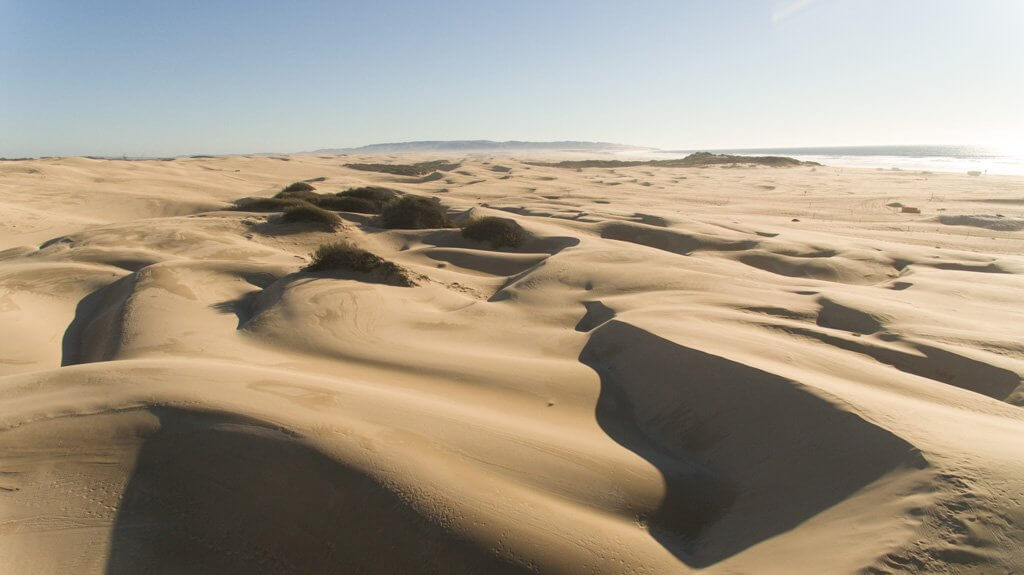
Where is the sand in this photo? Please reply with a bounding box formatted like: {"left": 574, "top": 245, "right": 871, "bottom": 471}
{"left": 0, "top": 154, "right": 1022, "bottom": 574}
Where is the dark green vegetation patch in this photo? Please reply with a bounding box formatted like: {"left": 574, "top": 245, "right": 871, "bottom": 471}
{"left": 461, "top": 217, "right": 525, "bottom": 248}
{"left": 280, "top": 204, "right": 342, "bottom": 229}
{"left": 326, "top": 186, "right": 401, "bottom": 214}
{"left": 379, "top": 196, "right": 451, "bottom": 229}
{"left": 304, "top": 242, "right": 416, "bottom": 287}
{"left": 232, "top": 197, "right": 308, "bottom": 212}
{"left": 234, "top": 185, "right": 402, "bottom": 215}
{"left": 345, "top": 160, "right": 460, "bottom": 177}
{"left": 280, "top": 181, "right": 317, "bottom": 194}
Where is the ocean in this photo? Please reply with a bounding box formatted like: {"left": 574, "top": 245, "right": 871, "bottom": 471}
{"left": 656, "top": 145, "right": 1024, "bottom": 176}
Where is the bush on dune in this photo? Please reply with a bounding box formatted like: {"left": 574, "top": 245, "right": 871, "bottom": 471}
{"left": 249, "top": 185, "right": 403, "bottom": 215}
{"left": 233, "top": 196, "right": 308, "bottom": 212}
{"left": 344, "top": 160, "right": 460, "bottom": 177}
{"left": 280, "top": 181, "right": 317, "bottom": 194}
{"left": 274, "top": 182, "right": 321, "bottom": 203}
{"left": 315, "top": 195, "right": 379, "bottom": 213}
{"left": 275, "top": 188, "right": 320, "bottom": 202}
{"left": 341, "top": 186, "right": 400, "bottom": 205}
{"left": 321, "top": 186, "right": 402, "bottom": 214}
{"left": 280, "top": 204, "right": 342, "bottom": 229}
{"left": 304, "top": 241, "right": 416, "bottom": 286}
{"left": 379, "top": 195, "right": 451, "bottom": 229}
{"left": 461, "top": 217, "right": 525, "bottom": 248}
{"left": 234, "top": 185, "right": 441, "bottom": 231}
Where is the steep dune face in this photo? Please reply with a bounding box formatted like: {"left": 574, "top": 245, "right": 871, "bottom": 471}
{"left": 582, "top": 321, "right": 926, "bottom": 566}
{"left": 1, "top": 156, "right": 1022, "bottom": 574}
{"left": 105, "top": 407, "right": 529, "bottom": 575}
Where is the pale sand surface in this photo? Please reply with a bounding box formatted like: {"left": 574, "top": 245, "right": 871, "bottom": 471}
{"left": 1, "top": 154, "right": 1022, "bottom": 574}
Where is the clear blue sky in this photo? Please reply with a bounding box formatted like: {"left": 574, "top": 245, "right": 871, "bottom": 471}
{"left": 2, "top": 0, "right": 1022, "bottom": 157}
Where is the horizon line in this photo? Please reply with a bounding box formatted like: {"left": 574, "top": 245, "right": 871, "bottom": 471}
{"left": 1, "top": 141, "right": 1008, "bottom": 162}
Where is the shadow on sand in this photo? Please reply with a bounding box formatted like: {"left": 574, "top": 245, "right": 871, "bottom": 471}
{"left": 104, "top": 407, "right": 529, "bottom": 575}
{"left": 579, "top": 320, "right": 925, "bottom": 567}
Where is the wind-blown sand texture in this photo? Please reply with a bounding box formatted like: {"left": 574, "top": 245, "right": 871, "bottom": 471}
{"left": 1, "top": 154, "right": 1022, "bottom": 574}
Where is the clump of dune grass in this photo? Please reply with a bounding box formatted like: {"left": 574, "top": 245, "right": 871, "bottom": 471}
{"left": 280, "top": 204, "right": 342, "bottom": 229}
{"left": 341, "top": 186, "right": 400, "bottom": 204}
{"left": 250, "top": 185, "right": 403, "bottom": 215}
{"left": 379, "top": 195, "right": 451, "bottom": 229}
{"left": 233, "top": 197, "right": 308, "bottom": 212}
{"left": 344, "top": 160, "right": 460, "bottom": 177}
{"left": 233, "top": 185, "right": 407, "bottom": 219}
{"left": 281, "top": 181, "right": 317, "bottom": 194}
{"left": 314, "top": 195, "right": 379, "bottom": 213}
{"left": 460, "top": 217, "right": 525, "bottom": 248}
{"left": 304, "top": 242, "right": 416, "bottom": 286}
{"left": 275, "top": 188, "right": 319, "bottom": 202}
{"left": 317, "top": 186, "right": 401, "bottom": 214}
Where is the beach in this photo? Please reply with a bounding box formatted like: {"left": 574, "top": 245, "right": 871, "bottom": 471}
{"left": 1, "top": 153, "right": 1022, "bottom": 574}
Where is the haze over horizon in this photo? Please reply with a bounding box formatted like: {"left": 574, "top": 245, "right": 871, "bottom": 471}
{"left": 2, "top": 0, "right": 1022, "bottom": 157}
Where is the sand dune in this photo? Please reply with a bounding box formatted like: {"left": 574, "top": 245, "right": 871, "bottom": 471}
{"left": 1, "top": 155, "right": 1022, "bottom": 573}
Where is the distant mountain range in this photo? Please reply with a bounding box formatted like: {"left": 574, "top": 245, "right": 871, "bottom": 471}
{"left": 310, "top": 140, "right": 652, "bottom": 154}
